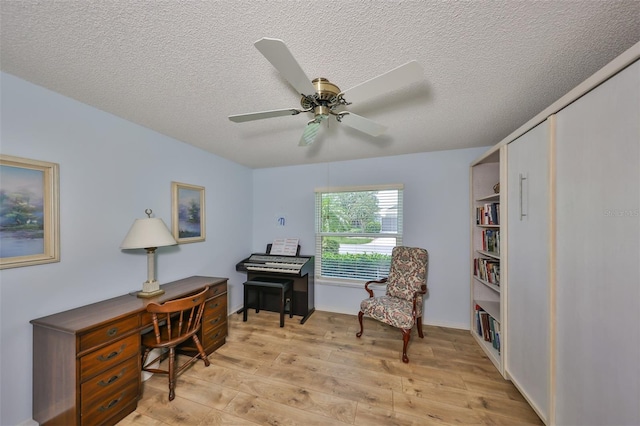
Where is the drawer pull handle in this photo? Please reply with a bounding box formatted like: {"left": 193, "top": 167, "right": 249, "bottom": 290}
{"left": 97, "top": 345, "right": 125, "bottom": 362}
{"left": 98, "top": 393, "right": 123, "bottom": 412}
{"left": 98, "top": 368, "right": 126, "bottom": 386}
{"left": 209, "top": 302, "right": 219, "bottom": 308}
{"left": 106, "top": 327, "right": 118, "bottom": 337}
{"left": 210, "top": 318, "right": 220, "bottom": 325}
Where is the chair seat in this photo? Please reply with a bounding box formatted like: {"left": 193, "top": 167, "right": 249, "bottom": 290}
{"left": 360, "top": 295, "right": 415, "bottom": 329}
{"left": 141, "top": 326, "right": 194, "bottom": 349}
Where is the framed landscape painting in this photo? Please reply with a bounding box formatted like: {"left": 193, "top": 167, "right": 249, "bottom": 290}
{"left": 171, "top": 181, "right": 205, "bottom": 244}
{"left": 0, "top": 155, "right": 60, "bottom": 269}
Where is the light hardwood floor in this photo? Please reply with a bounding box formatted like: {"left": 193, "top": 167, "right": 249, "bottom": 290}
{"left": 119, "top": 310, "right": 542, "bottom": 425}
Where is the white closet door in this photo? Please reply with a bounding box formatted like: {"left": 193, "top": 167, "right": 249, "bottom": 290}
{"left": 506, "top": 120, "right": 551, "bottom": 423}
{"left": 555, "top": 60, "right": 640, "bottom": 426}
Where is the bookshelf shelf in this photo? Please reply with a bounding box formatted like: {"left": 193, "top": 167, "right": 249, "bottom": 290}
{"left": 477, "top": 250, "right": 499, "bottom": 260}
{"left": 475, "top": 299, "right": 500, "bottom": 322}
{"left": 474, "top": 276, "right": 500, "bottom": 293}
{"left": 476, "top": 193, "right": 500, "bottom": 202}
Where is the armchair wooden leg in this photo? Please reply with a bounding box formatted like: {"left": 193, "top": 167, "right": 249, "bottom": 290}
{"left": 417, "top": 316, "right": 424, "bottom": 339}
{"left": 356, "top": 311, "right": 364, "bottom": 337}
{"left": 401, "top": 329, "right": 411, "bottom": 363}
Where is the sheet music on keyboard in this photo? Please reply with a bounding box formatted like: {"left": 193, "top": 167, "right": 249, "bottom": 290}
{"left": 269, "top": 238, "right": 299, "bottom": 256}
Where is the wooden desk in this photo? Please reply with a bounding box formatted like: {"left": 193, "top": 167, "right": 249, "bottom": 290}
{"left": 31, "top": 276, "right": 228, "bottom": 426}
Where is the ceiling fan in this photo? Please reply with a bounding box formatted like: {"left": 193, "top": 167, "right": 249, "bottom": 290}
{"left": 228, "top": 38, "right": 424, "bottom": 146}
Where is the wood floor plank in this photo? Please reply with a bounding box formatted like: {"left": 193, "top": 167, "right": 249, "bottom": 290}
{"left": 116, "top": 411, "right": 166, "bottom": 426}
{"left": 132, "top": 385, "right": 217, "bottom": 425}
{"left": 401, "top": 377, "right": 476, "bottom": 408}
{"left": 355, "top": 403, "right": 441, "bottom": 426}
{"left": 235, "top": 372, "right": 357, "bottom": 423}
{"left": 145, "top": 373, "right": 240, "bottom": 410}
{"left": 393, "top": 392, "right": 484, "bottom": 424}
{"left": 274, "top": 352, "right": 404, "bottom": 391}
{"left": 467, "top": 393, "right": 543, "bottom": 424}
{"left": 224, "top": 391, "right": 350, "bottom": 425}
{"left": 118, "top": 310, "right": 543, "bottom": 425}
{"left": 254, "top": 361, "right": 395, "bottom": 411}
{"left": 462, "top": 375, "right": 529, "bottom": 402}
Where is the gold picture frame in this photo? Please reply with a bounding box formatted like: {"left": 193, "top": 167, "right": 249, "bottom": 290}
{"left": 171, "top": 181, "right": 205, "bottom": 244}
{"left": 0, "top": 155, "right": 60, "bottom": 269}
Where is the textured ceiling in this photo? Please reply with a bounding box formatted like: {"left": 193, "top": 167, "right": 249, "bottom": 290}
{"left": 1, "top": 1, "right": 639, "bottom": 169}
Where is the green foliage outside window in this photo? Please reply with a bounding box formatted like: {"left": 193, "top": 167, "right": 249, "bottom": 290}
{"left": 320, "top": 251, "right": 392, "bottom": 280}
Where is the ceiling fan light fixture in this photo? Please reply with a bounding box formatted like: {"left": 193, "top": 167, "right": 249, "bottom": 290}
{"left": 299, "top": 114, "right": 328, "bottom": 146}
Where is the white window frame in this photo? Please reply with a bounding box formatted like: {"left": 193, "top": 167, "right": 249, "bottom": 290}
{"left": 314, "top": 184, "right": 403, "bottom": 284}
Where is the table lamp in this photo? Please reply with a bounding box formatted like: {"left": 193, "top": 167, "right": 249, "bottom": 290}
{"left": 120, "top": 209, "right": 177, "bottom": 298}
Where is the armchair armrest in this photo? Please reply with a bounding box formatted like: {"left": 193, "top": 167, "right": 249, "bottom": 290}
{"left": 364, "top": 277, "right": 388, "bottom": 298}
{"left": 411, "top": 284, "right": 428, "bottom": 317}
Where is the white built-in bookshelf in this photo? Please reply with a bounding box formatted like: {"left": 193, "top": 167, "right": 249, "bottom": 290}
{"left": 468, "top": 43, "right": 639, "bottom": 426}
{"left": 469, "top": 146, "right": 505, "bottom": 375}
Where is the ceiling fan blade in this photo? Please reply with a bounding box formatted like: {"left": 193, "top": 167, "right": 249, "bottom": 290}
{"left": 338, "top": 112, "right": 387, "bottom": 137}
{"left": 254, "top": 38, "right": 316, "bottom": 96}
{"left": 299, "top": 115, "right": 328, "bottom": 146}
{"left": 228, "top": 108, "right": 304, "bottom": 123}
{"left": 338, "top": 60, "right": 424, "bottom": 103}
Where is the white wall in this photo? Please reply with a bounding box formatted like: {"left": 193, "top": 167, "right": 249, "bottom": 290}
{"left": 0, "top": 73, "right": 253, "bottom": 426}
{"left": 252, "top": 147, "right": 488, "bottom": 329}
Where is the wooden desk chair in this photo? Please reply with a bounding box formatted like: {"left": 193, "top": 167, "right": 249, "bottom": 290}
{"left": 141, "top": 286, "right": 210, "bottom": 401}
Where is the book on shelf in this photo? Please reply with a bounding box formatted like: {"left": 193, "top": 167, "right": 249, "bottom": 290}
{"left": 476, "top": 202, "right": 500, "bottom": 225}
{"left": 480, "top": 311, "right": 491, "bottom": 342}
{"left": 481, "top": 229, "right": 500, "bottom": 254}
{"left": 475, "top": 304, "right": 500, "bottom": 352}
{"left": 475, "top": 304, "right": 482, "bottom": 337}
{"left": 474, "top": 258, "right": 500, "bottom": 285}
{"left": 488, "top": 315, "right": 495, "bottom": 343}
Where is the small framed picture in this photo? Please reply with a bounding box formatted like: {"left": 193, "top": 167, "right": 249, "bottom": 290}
{"left": 0, "top": 155, "right": 60, "bottom": 269}
{"left": 171, "top": 182, "right": 205, "bottom": 244}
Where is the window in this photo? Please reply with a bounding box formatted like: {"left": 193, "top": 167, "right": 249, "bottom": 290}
{"left": 314, "top": 184, "right": 403, "bottom": 282}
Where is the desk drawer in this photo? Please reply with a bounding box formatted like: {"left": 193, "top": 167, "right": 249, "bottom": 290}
{"left": 202, "top": 310, "right": 226, "bottom": 335}
{"left": 80, "top": 334, "right": 140, "bottom": 381}
{"left": 80, "top": 356, "right": 138, "bottom": 406}
{"left": 203, "top": 321, "right": 227, "bottom": 346}
{"left": 203, "top": 294, "right": 227, "bottom": 337}
{"left": 204, "top": 294, "right": 226, "bottom": 318}
{"left": 80, "top": 379, "right": 139, "bottom": 426}
{"left": 80, "top": 315, "right": 139, "bottom": 352}
{"left": 207, "top": 282, "right": 227, "bottom": 299}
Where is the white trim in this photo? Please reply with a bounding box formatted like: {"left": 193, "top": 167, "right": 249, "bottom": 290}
{"left": 315, "top": 277, "right": 388, "bottom": 288}
{"left": 315, "top": 183, "right": 404, "bottom": 193}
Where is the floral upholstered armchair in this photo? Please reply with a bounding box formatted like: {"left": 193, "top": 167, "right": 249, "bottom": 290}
{"left": 356, "top": 246, "right": 429, "bottom": 363}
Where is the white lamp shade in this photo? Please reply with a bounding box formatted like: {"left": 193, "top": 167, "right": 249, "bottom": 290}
{"left": 120, "top": 217, "right": 177, "bottom": 249}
